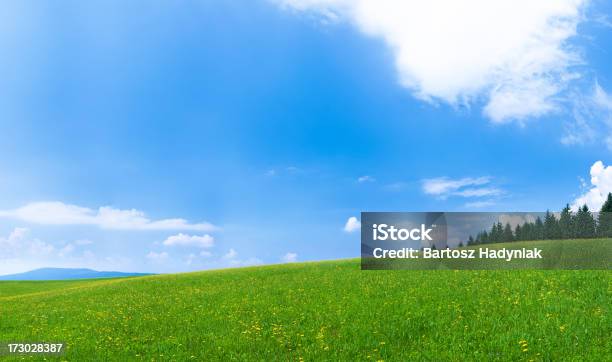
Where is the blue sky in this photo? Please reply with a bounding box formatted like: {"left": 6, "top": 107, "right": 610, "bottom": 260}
{"left": 1, "top": 0, "right": 612, "bottom": 274}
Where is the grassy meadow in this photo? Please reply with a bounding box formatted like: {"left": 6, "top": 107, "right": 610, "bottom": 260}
{"left": 0, "top": 239, "right": 610, "bottom": 361}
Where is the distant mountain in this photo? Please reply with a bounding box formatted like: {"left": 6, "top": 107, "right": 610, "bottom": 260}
{"left": 0, "top": 268, "right": 153, "bottom": 281}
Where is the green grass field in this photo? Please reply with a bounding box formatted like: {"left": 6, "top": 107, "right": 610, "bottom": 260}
{"left": 0, "top": 239, "right": 610, "bottom": 361}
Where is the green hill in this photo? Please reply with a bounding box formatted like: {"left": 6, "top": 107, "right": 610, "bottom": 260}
{"left": 0, "top": 239, "right": 610, "bottom": 361}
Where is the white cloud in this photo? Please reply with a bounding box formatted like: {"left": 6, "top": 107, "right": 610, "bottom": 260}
{"left": 200, "top": 250, "right": 212, "bottom": 257}
{"left": 228, "top": 257, "right": 264, "bottom": 267}
{"left": 146, "top": 251, "right": 169, "bottom": 261}
{"left": 422, "top": 177, "right": 498, "bottom": 199}
{"left": 275, "top": 0, "right": 587, "bottom": 123}
{"left": 58, "top": 243, "right": 75, "bottom": 257}
{"left": 572, "top": 161, "right": 612, "bottom": 211}
{"left": 357, "top": 175, "right": 375, "bottom": 183}
{"left": 223, "top": 248, "right": 238, "bottom": 259}
{"left": 221, "top": 248, "right": 263, "bottom": 267}
{"left": 162, "top": 233, "right": 214, "bottom": 248}
{"left": 281, "top": 252, "right": 298, "bottom": 263}
{"left": 0, "top": 201, "right": 217, "bottom": 231}
{"left": 344, "top": 216, "right": 360, "bottom": 233}
{"left": 0, "top": 227, "right": 56, "bottom": 260}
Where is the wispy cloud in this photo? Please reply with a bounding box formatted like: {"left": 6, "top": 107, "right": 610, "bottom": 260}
{"left": 562, "top": 82, "right": 612, "bottom": 150}
{"left": 0, "top": 228, "right": 54, "bottom": 259}
{"left": 162, "top": 233, "right": 214, "bottom": 248}
{"left": 422, "top": 176, "right": 505, "bottom": 202}
{"left": 357, "top": 175, "right": 375, "bottom": 183}
{"left": 422, "top": 177, "right": 490, "bottom": 197}
{"left": 146, "top": 251, "right": 169, "bottom": 261}
{"left": 0, "top": 201, "right": 217, "bottom": 231}
{"left": 454, "top": 187, "right": 503, "bottom": 198}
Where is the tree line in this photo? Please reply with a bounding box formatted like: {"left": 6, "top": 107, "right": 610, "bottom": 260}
{"left": 464, "top": 193, "right": 612, "bottom": 246}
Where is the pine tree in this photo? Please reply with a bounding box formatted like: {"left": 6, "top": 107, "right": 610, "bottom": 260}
{"left": 543, "top": 210, "right": 559, "bottom": 239}
{"left": 583, "top": 205, "right": 596, "bottom": 238}
{"left": 496, "top": 222, "right": 503, "bottom": 242}
{"left": 514, "top": 224, "right": 522, "bottom": 241}
{"left": 467, "top": 235, "right": 474, "bottom": 246}
{"left": 502, "top": 222, "right": 514, "bottom": 242}
{"left": 458, "top": 242, "right": 464, "bottom": 248}
{"left": 597, "top": 192, "right": 612, "bottom": 237}
{"left": 534, "top": 217, "right": 544, "bottom": 240}
{"left": 489, "top": 223, "right": 498, "bottom": 243}
{"left": 574, "top": 205, "right": 596, "bottom": 238}
{"left": 558, "top": 204, "right": 573, "bottom": 239}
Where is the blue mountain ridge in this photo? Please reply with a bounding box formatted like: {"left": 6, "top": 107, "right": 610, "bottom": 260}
{"left": 0, "top": 268, "right": 153, "bottom": 280}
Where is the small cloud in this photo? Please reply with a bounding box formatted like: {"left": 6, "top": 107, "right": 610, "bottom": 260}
{"left": 344, "top": 216, "right": 360, "bottom": 233}
{"left": 228, "top": 257, "right": 263, "bottom": 267}
{"left": 223, "top": 248, "right": 238, "bottom": 259}
{"left": 221, "top": 248, "right": 262, "bottom": 267}
{"left": 162, "top": 233, "right": 214, "bottom": 248}
{"left": 146, "top": 251, "right": 168, "bottom": 261}
{"left": 200, "top": 250, "right": 212, "bottom": 257}
{"left": 265, "top": 169, "right": 276, "bottom": 176}
{"left": 281, "top": 252, "right": 298, "bottom": 263}
{"left": 357, "top": 175, "right": 375, "bottom": 183}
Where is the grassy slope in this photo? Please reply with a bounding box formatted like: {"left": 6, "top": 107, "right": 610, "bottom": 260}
{"left": 0, "top": 240, "right": 610, "bottom": 361}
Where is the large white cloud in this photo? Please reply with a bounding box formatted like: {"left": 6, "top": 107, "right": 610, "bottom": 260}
{"left": 276, "top": 0, "right": 587, "bottom": 123}
{"left": 572, "top": 161, "right": 612, "bottom": 211}
{"left": 0, "top": 201, "right": 217, "bottom": 231}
